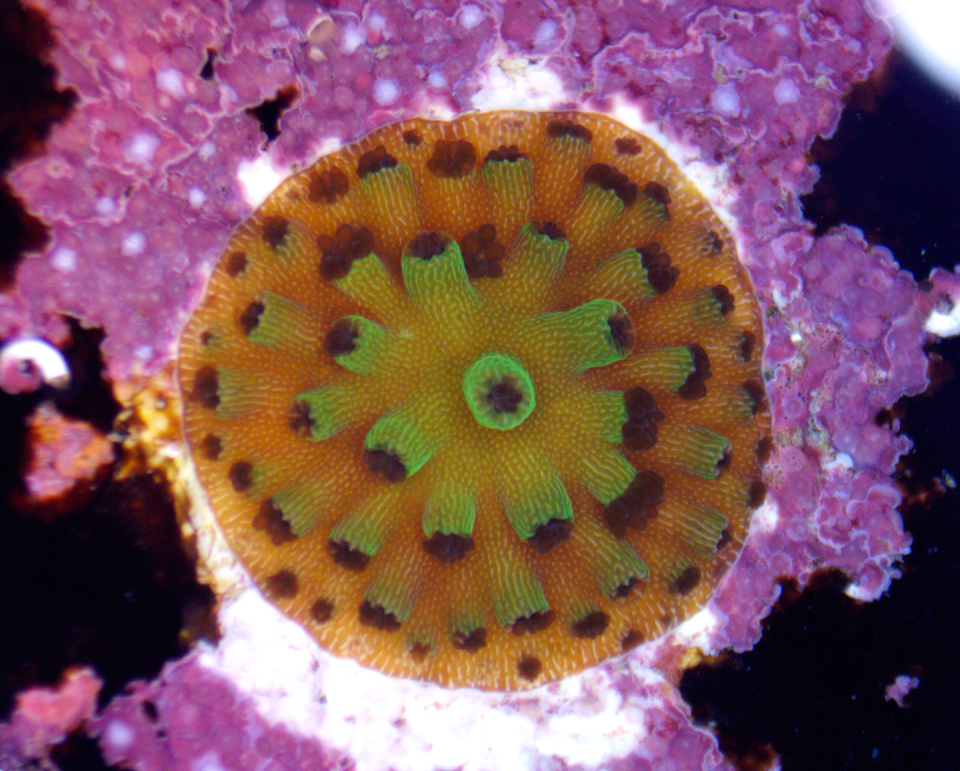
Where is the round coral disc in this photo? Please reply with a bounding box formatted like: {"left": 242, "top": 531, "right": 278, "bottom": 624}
{"left": 178, "top": 111, "right": 770, "bottom": 691}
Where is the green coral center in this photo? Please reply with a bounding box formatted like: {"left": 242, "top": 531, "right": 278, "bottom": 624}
{"left": 462, "top": 353, "right": 536, "bottom": 430}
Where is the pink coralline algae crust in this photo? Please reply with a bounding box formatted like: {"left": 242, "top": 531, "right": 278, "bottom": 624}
{"left": 89, "top": 655, "right": 345, "bottom": 771}
{"left": 23, "top": 402, "right": 115, "bottom": 501}
{"left": 0, "top": 0, "right": 948, "bottom": 770}
{"left": 0, "top": 668, "right": 101, "bottom": 769}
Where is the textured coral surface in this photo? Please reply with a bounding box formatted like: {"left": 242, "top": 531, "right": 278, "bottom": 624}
{"left": 180, "top": 110, "right": 768, "bottom": 689}
{"left": 1, "top": 0, "right": 951, "bottom": 769}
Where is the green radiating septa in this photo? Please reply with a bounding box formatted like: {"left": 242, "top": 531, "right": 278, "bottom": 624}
{"left": 423, "top": 481, "right": 477, "bottom": 538}
{"left": 243, "top": 292, "right": 310, "bottom": 348}
{"left": 363, "top": 409, "right": 436, "bottom": 481}
{"left": 462, "top": 353, "right": 536, "bottom": 430}
{"left": 527, "top": 298, "right": 634, "bottom": 371}
{"left": 270, "top": 481, "right": 331, "bottom": 537}
{"left": 333, "top": 252, "right": 405, "bottom": 317}
{"left": 290, "top": 385, "right": 355, "bottom": 441}
{"left": 324, "top": 315, "right": 390, "bottom": 374}
{"left": 401, "top": 235, "right": 475, "bottom": 305}
{"left": 584, "top": 248, "right": 659, "bottom": 301}
{"left": 490, "top": 557, "right": 550, "bottom": 629}
{"left": 500, "top": 468, "right": 573, "bottom": 542}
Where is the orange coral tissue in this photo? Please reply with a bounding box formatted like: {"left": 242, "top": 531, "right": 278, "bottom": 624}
{"left": 178, "top": 111, "right": 770, "bottom": 691}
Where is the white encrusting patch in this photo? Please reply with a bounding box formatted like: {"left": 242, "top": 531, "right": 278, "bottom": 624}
{"left": 710, "top": 84, "right": 741, "bottom": 116}
{"left": 236, "top": 155, "right": 288, "bottom": 209}
{"left": 125, "top": 132, "right": 161, "bottom": 166}
{"left": 121, "top": 232, "right": 146, "bottom": 256}
{"left": 926, "top": 292, "right": 960, "bottom": 337}
{"left": 372, "top": 79, "right": 401, "bottom": 106}
{"left": 51, "top": 247, "right": 77, "bottom": 273}
{"left": 200, "top": 587, "right": 665, "bottom": 771}
{"left": 103, "top": 719, "right": 135, "bottom": 751}
{"left": 156, "top": 68, "right": 186, "bottom": 99}
{"left": 459, "top": 5, "right": 484, "bottom": 29}
{"left": 774, "top": 78, "right": 800, "bottom": 105}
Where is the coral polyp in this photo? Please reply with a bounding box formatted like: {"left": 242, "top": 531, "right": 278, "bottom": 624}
{"left": 178, "top": 111, "right": 769, "bottom": 690}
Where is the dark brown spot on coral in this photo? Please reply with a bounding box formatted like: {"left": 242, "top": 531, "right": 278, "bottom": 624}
{"left": 607, "top": 311, "right": 634, "bottom": 354}
{"left": 717, "top": 527, "right": 733, "bottom": 551}
{"left": 423, "top": 532, "right": 475, "bottom": 563}
{"left": 199, "top": 330, "right": 214, "bottom": 347}
{"left": 510, "top": 610, "right": 554, "bottom": 636}
{"left": 252, "top": 499, "right": 296, "bottom": 546}
{"left": 307, "top": 167, "right": 349, "bottom": 204}
{"left": 527, "top": 518, "right": 573, "bottom": 554}
{"left": 199, "top": 433, "right": 223, "bottom": 460}
{"left": 461, "top": 223, "right": 504, "bottom": 278}
{"left": 407, "top": 231, "right": 449, "bottom": 260}
{"left": 571, "top": 610, "right": 609, "bottom": 639}
{"left": 716, "top": 448, "right": 732, "bottom": 477}
{"left": 643, "top": 181, "right": 672, "bottom": 220}
{"left": 712, "top": 285, "right": 735, "bottom": 317}
{"left": 228, "top": 461, "right": 254, "bottom": 492}
{"left": 678, "top": 344, "right": 712, "bottom": 400}
{"left": 364, "top": 449, "right": 407, "bottom": 483}
{"left": 356, "top": 144, "right": 398, "bottom": 178}
{"left": 193, "top": 366, "right": 220, "bottom": 409}
{"left": 239, "top": 300, "right": 264, "bottom": 335}
{"left": 739, "top": 330, "right": 756, "bottom": 362}
{"left": 535, "top": 221, "right": 566, "bottom": 241}
{"left": 224, "top": 250, "right": 248, "bottom": 277}
{"left": 639, "top": 242, "right": 678, "bottom": 295}
{"left": 266, "top": 569, "right": 299, "bottom": 598}
{"left": 427, "top": 138, "right": 477, "bottom": 179}
{"left": 603, "top": 470, "right": 664, "bottom": 538}
{"left": 743, "top": 380, "right": 767, "bottom": 415}
{"left": 517, "top": 656, "right": 543, "bottom": 681}
{"left": 453, "top": 627, "right": 487, "bottom": 652}
{"left": 328, "top": 539, "right": 370, "bottom": 571}
{"left": 669, "top": 566, "right": 701, "bottom": 596}
{"left": 748, "top": 480, "right": 767, "bottom": 508}
{"left": 487, "top": 380, "right": 522, "bottom": 414}
{"left": 584, "top": 163, "right": 638, "bottom": 207}
{"left": 756, "top": 436, "right": 775, "bottom": 464}
{"left": 614, "top": 136, "right": 641, "bottom": 155}
{"left": 484, "top": 144, "right": 525, "bottom": 163}
{"left": 261, "top": 216, "right": 289, "bottom": 250}
{"left": 622, "top": 386, "right": 665, "bottom": 451}
{"left": 410, "top": 641, "right": 431, "bottom": 663}
{"left": 311, "top": 597, "right": 335, "bottom": 624}
{"left": 323, "top": 318, "right": 359, "bottom": 356}
{"left": 613, "top": 575, "right": 644, "bottom": 599}
{"left": 318, "top": 223, "right": 374, "bottom": 280}
{"left": 359, "top": 600, "right": 402, "bottom": 631}
{"left": 288, "top": 399, "right": 315, "bottom": 438}
{"left": 402, "top": 129, "right": 422, "bottom": 146}
{"left": 546, "top": 119, "right": 592, "bottom": 143}
{"left": 708, "top": 229, "right": 723, "bottom": 253}
{"left": 621, "top": 629, "right": 645, "bottom": 651}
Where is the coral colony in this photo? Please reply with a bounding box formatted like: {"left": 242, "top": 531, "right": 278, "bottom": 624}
{"left": 179, "top": 111, "right": 770, "bottom": 690}
{"left": 2, "top": 0, "right": 958, "bottom": 770}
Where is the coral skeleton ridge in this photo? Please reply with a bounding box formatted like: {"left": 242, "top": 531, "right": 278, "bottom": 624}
{"left": 178, "top": 111, "right": 769, "bottom": 690}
